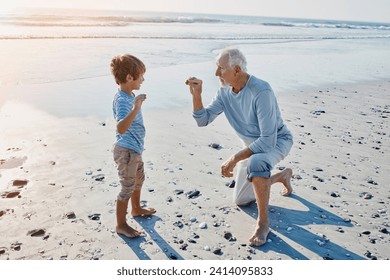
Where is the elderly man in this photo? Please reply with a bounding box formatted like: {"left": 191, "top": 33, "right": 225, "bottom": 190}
{"left": 185, "top": 48, "right": 293, "bottom": 246}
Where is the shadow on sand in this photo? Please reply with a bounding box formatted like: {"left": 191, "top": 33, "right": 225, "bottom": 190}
{"left": 240, "top": 194, "right": 365, "bottom": 260}
{"left": 119, "top": 215, "right": 184, "bottom": 260}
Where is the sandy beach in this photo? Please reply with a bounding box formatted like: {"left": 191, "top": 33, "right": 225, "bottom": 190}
{"left": 1, "top": 75, "right": 389, "bottom": 260}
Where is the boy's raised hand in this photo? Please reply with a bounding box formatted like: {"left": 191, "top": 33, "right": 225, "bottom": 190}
{"left": 134, "top": 94, "right": 147, "bottom": 109}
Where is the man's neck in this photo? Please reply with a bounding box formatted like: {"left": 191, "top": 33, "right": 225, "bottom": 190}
{"left": 232, "top": 73, "right": 250, "bottom": 93}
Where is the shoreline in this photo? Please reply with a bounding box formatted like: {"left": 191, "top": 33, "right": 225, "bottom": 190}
{"left": 0, "top": 78, "right": 389, "bottom": 260}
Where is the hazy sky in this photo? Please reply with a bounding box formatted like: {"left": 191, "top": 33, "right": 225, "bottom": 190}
{"left": 3, "top": 0, "right": 390, "bottom": 23}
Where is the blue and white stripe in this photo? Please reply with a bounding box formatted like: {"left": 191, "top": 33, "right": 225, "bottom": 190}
{"left": 112, "top": 90, "right": 145, "bottom": 154}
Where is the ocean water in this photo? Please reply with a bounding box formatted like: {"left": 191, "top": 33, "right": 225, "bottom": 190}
{"left": 0, "top": 8, "right": 390, "bottom": 117}
{"left": 1, "top": 8, "right": 390, "bottom": 40}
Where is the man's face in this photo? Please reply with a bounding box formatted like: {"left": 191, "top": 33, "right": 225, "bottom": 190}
{"left": 215, "top": 55, "right": 235, "bottom": 87}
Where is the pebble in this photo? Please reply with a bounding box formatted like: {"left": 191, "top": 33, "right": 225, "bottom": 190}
{"left": 359, "top": 192, "right": 373, "bottom": 199}
{"left": 204, "top": 245, "right": 210, "bottom": 251}
{"left": 343, "top": 218, "right": 351, "bottom": 223}
{"left": 377, "top": 209, "right": 387, "bottom": 214}
{"left": 192, "top": 233, "right": 200, "bottom": 239}
{"left": 209, "top": 143, "right": 221, "bottom": 149}
{"left": 336, "top": 227, "right": 345, "bottom": 233}
{"left": 189, "top": 217, "right": 197, "bottom": 222}
{"left": 92, "top": 174, "right": 105, "bottom": 181}
{"left": 187, "top": 190, "right": 200, "bottom": 199}
{"left": 367, "top": 179, "right": 378, "bottom": 185}
{"left": 64, "top": 211, "right": 76, "bottom": 219}
{"left": 88, "top": 213, "right": 101, "bottom": 221}
{"left": 199, "top": 222, "right": 207, "bottom": 229}
{"left": 224, "top": 232, "right": 237, "bottom": 241}
{"left": 330, "top": 192, "right": 340, "bottom": 198}
{"left": 378, "top": 227, "right": 388, "bottom": 234}
{"left": 213, "top": 248, "right": 222, "bottom": 255}
{"left": 311, "top": 110, "right": 326, "bottom": 115}
{"left": 174, "top": 221, "right": 184, "bottom": 228}
{"left": 225, "top": 180, "right": 235, "bottom": 188}
{"left": 174, "top": 189, "right": 184, "bottom": 195}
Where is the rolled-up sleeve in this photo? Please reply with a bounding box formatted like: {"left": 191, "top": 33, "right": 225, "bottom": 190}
{"left": 248, "top": 90, "right": 277, "bottom": 153}
{"left": 193, "top": 92, "right": 224, "bottom": 127}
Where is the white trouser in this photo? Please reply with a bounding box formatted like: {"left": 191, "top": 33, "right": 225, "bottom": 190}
{"left": 232, "top": 138, "right": 255, "bottom": 206}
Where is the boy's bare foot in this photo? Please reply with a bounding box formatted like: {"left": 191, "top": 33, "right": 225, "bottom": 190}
{"left": 131, "top": 207, "right": 156, "bottom": 217}
{"left": 116, "top": 224, "right": 143, "bottom": 238}
{"left": 279, "top": 168, "right": 293, "bottom": 196}
{"left": 249, "top": 224, "right": 270, "bottom": 246}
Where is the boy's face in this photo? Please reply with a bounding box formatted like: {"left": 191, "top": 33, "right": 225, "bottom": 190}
{"left": 127, "top": 72, "right": 145, "bottom": 90}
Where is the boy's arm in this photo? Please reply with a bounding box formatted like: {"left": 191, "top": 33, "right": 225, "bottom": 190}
{"left": 117, "top": 94, "right": 146, "bottom": 134}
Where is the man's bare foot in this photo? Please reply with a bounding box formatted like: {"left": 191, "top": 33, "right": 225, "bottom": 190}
{"left": 131, "top": 207, "right": 156, "bottom": 217}
{"left": 280, "top": 168, "right": 293, "bottom": 196}
{"left": 249, "top": 224, "right": 270, "bottom": 246}
{"left": 116, "top": 224, "right": 143, "bottom": 238}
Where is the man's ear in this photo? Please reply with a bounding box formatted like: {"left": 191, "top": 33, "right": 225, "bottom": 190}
{"left": 234, "top": 65, "right": 241, "bottom": 73}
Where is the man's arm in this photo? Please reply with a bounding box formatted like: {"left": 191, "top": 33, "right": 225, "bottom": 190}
{"left": 185, "top": 77, "right": 204, "bottom": 111}
{"left": 221, "top": 147, "right": 253, "bottom": 178}
{"left": 186, "top": 77, "right": 224, "bottom": 127}
{"left": 248, "top": 90, "right": 278, "bottom": 153}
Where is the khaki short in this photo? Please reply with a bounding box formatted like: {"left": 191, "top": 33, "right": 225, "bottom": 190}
{"left": 113, "top": 145, "right": 145, "bottom": 201}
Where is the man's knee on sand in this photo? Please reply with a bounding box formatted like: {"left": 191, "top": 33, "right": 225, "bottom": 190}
{"left": 233, "top": 193, "right": 256, "bottom": 206}
{"left": 232, "top": 177, "right": 256, "bottom": 206}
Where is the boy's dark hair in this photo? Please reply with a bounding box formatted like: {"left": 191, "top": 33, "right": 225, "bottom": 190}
{"left": 110, "top": 54, "right": 146, "bottom": 85}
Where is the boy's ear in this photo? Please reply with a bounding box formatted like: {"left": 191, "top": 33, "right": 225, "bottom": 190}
{"left": 126, "top": 74, "right": 134, "bottom": 81}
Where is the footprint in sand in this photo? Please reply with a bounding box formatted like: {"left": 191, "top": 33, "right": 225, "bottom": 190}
{"left": 0, "top": 209, "right": 14, "bottom": 217}
{"left": 1, "top": 191, "right": 21, "bottom": 199}
{"left": 27, "top": 229, "right": 46, "bottom": 237}
{"left": 11, "top": 242, "right": 22, "bottom": 251}
{"left": 12, "top": 179, "right": 28, "bottom": 188}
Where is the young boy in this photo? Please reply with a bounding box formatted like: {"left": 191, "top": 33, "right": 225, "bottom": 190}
{"left": 110, "top": 54, "right": 156, "bottom": 238}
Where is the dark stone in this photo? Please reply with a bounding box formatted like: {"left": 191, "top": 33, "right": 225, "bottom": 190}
{"left": 92, "top": 174, "right": 105, "bottom": 181}
{"left": 174, "top": 221, "right": 184, "bottom": 228}
{"left": 224, "top": 232, "right": 237, "bottom": 242}
{"left": 213, "top": 248, "right": 222, "bottom": 255}
{"left": 174, "top": 189, "right": 184, "bottom": 195}
{"left": 187, "top": 190, "right": 200, "bottom": 199}
{"left": 330, "top": 192, "right": 340, "bottom": 197}
{"left": 209, "top": 143, "right": 221, "bottom": 150}
{"left": 88, "top": 213, "right": 101, "bottom": 221}
{"left": 225, "top": 180, "right": 235, "bottom": 188}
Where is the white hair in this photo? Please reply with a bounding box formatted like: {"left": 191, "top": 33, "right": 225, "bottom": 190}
{"left": 217, "top": 48, "right": 247, "bottom": 71}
